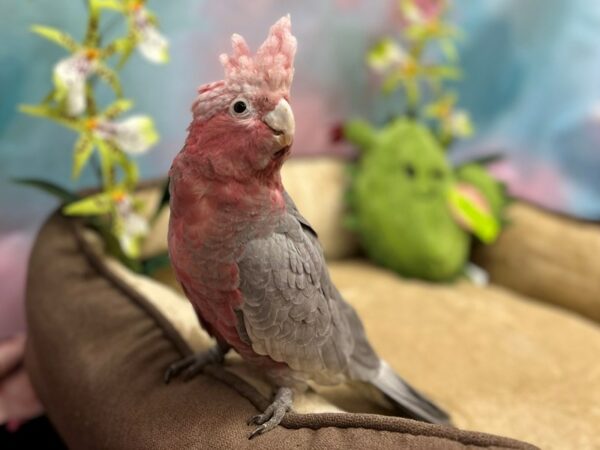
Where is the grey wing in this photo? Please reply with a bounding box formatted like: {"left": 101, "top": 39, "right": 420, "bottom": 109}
{"left": 237, "top": 192, "right": 379, "bottom": 383}
{"left": 251, "top": 195, "right": 451, "bottom": 424}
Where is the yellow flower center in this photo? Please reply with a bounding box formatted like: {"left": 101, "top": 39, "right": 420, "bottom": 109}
{"left": 427, "top": 20, "right": 440, "bottom": 34}
{"left": 85, "top": 118, "right": 98, "bottom": 130}
{"left": 403, "top": 59, "right": 418, "bottom": 77}
{"left": 438, "top": 104, "right": 451, "bottom": 118}
{"left": 112, "top": 191, "right": 126, "bottom": 203}
{"left": 84, "top": 48, "right": 99, "bottom": 61}
{"left": 129, "top": 0, "right": 143, "bottom": 12}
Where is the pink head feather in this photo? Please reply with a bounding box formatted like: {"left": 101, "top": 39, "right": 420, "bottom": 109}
{"left": 193, "top": 15, "right": 297, "bottom": 120}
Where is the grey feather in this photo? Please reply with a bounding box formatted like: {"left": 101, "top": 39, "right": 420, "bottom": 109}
{"left": 372, "top": 361, "right": 450, "bottom": 424}
{"left": 237, "top": 190, "right": 450, "bottom": 423}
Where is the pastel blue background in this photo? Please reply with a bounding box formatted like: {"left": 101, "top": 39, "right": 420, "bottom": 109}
{"left": 451, "top": 0, "right": 600, "bottom": 218}
{"left": 2, "top": 0, "right": 600, "bottom": 335}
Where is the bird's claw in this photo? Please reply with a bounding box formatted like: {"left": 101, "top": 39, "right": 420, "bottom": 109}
{"left": 247, "top": 387, "right": 292, "bottom": 439}
{"left": 249, "top": 423, "right": 271, "bottom": 439}
{"left": 164, "top": 356, "right": 193, "bottom": 384}
{"left": 164, "top": 346, "right": 224, "bottom": 384}
{"left": 247, "top": 407, "right": 273, "bottom": 426}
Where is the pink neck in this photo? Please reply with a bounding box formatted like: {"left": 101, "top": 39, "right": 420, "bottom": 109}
{"left": 169, "top": 157, "right": 285, "bottom": 263}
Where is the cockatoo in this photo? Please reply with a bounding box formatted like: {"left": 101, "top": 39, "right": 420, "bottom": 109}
{"left": 165, "top": 15, "right": 449, "bottom": 438}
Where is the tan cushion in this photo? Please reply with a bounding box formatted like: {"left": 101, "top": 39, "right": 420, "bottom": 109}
{"left": 25, "top": 213, "right": 535, "bottom": 450}
{"left": 281, "top": 157, "right": 358, "bottom": 259}
{"left": 157, "top": 258, "right": 600, "bottom": 450}
{"left": 474, "top": 203, "right": 600, "bottom": 321}
{"left": 329, "top": 261, "right": 600, "bottom": 450}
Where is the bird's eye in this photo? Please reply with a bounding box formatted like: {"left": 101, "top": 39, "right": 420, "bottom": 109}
{"left": 233, "top": 101, "right": 247, "bottom": 113}
{"left": 230, "top": 98, "right": 251, "bottom": 117}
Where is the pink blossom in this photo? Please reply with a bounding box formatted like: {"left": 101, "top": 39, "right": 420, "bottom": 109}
{"left": 490, "top": 159, "right": 567, "bottom": 212}
{"left": 413, "top": 0, "right": 445, "bottom": 21}
{"left": 393, "top": 0, "right": 446, "bottom": 27}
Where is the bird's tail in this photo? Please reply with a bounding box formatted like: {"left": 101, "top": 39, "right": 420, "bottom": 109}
{"left": 370, "top": 360, "right": 450, "bottom": 425}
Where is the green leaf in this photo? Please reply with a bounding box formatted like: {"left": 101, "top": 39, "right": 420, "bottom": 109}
{"left": 141, "top": 252, "right": 171, "bottom": 276}
{"left": 102, "top": 99, "right": 133, "bottom": 119}
{"left": 96, "top": 140, "right": 116, "bottom": 188}
{"left": 95, "top": 62, "right": 122, "bottom": 97}
{"left": 30, "top": 25, "right": 80, "bottom": 52}
{"left": 92, "top": 0, "right": 124, "bottom": 11}
{"left": 440, "top": 39, "right": 458, "bottom": 63}
{"left": 101, "top": 36, "right": 128, "bottom": 59}
{"left": 405, "top": 24, "right": 427, "bottom": 41}
{"left": 404, "top": 79, "right": 420, "bottom": 108}
{"left": 382, "top": 70, "right": 404, "bottom": 94}
{"left": 72, "top": 134, "right": 95, "bottom": 179}
{"left": 63, "top": 192, "right": 113, "bottom": 216}
{"left": 12, "top": 178, "right": 78, "bottom": 203}
{"left": 458, "top": 153, "right": 504, "bottom": 167}
{"left": 19, "top": 104, "right": 81, "bottom": 131}
{"left": 448, "top": 185, "right": 500, "bottom": 244}
{"left": 145, "top": 9, "right": 159, "bottom": 27}
{"left": 85, "top": 0, "right": 101, "bottom": 47}
{"left": 115, "top": 34, "right": 136, "bottom": 69}
{"left": 84, "top": 83, "right": 98, "bottom": 116}
{"left": 424, "top": 65, "right": 461, "bottom": 80}
{"left": 112, "top": 149, "right": 139, "bottom": 188}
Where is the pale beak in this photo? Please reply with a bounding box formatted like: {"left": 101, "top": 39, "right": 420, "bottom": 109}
{"left": 263, "top": 98, "right": 295, "bottom": 148}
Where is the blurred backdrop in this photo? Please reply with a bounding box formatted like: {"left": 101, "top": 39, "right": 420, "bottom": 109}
{"left": 2, "top": 0, "right": 600, "bottom": 336}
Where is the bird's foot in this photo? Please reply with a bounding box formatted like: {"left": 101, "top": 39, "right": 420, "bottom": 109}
{"left": 164, "top": 345, "right": 225, "bottom": 384}
{"left": 247, "top": 387, "right": 293, "bottom": 439}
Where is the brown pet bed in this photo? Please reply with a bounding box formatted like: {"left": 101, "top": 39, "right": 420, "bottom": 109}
{"left": 24, "top": 212, "right": 537, "bottom": 450}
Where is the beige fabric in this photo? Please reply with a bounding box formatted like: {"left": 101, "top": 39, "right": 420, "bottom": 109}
{"left": 281, "top": 157, "right": 358, "bottom": 259}
{"left": 152, "top": 260, "right": 600, "bottom": 450}
{"left": 330, "top": 261, "right": 600, "bottom": 450}
{"left": 474, "top": 203, "right": 600, "bottom": 322}
{"left": 26, "top": 213, "right": 534, "bottom": 450}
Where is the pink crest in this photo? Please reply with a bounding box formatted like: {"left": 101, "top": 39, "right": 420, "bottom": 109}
{"left": 193, "top": 15, "right": 297, "bottom": 119}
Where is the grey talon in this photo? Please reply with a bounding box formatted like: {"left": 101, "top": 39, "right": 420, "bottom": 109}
{"left": 163, "top": 344, "right": 229, "bottom": 384}
{"left": 247, "top": 387, "right": 293, "bottom": 439}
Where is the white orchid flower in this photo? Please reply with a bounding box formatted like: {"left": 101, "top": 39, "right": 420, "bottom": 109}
{"left": 367, "top": 38, "right": 409, "bottom": 74}
{"left": 402, "top": 2, "right": 426, "bottom": 25}
{"left": 91, "top": 115, "right": 158, "bottom": 154}
{"left": 132, "top": 7, "right": 169, "bottom": 64}
{"left": 53, "top": 49, "right": 99, "bottom": 116}
{"left": 114, "top": 192, "right": 149, "bottom": 257}
{"left": 448, "top": 110, "right": 474, "bottom": 138}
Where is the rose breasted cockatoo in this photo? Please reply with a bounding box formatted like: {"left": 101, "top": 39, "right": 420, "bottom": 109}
{"left": 165, "top": 16, "right": 449, "bottom": 438}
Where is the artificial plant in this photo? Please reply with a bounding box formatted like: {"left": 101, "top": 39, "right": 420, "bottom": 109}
{"left": 366, "top": 0, "right": 472, "bottom": 144}
{"left": 19, "top": 0, "right": 169, "bottom": 270}
{"left": 344, "top": 0, "right": 508, "bottom": 282}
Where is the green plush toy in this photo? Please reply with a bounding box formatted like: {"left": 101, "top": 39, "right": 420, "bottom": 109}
{"left": 345, "top": 118, "right": 507, "bottom": 282}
